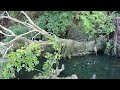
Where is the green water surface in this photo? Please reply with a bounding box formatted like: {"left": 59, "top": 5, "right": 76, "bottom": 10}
{"left": 59, "top": 54, "right": 120, "bottom": 79}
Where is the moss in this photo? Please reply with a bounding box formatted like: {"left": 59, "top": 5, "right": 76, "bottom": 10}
{"left": 73, "top": 42, "right": 87, "bottom": 56}
{"left": 61, "top": 40, "right": 87, "bottom": 58}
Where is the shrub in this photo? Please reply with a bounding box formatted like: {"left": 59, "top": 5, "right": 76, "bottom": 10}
{"left": 36, "top": 11, "right": 76, "bottom": 38}
{"left": 2, "top": 42, "right": 42, "bottom": 79}
{"left": 34, "top": 35, "right": 62, "bottom": 79}
{"left": 80, "top": 11, "right": 115, "bottom": 40}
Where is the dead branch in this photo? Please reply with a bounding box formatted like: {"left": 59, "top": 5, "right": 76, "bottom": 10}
{"left": 0, "top": 11, "right": 50, "bottom": 47}
{"left": 51, "top": 64, "right": 78, "bottom": 79}
{"left": 0, "top": 12, "right": 48, "bottom": 35}
{"left": 32, "top": 33, "right": 40, "bottom": 40}
{"left": 0, "top": 24, "right": 15, "bottom": 35}
{"left": 21, "top": 11, "right": 48, "bottom": 34}
{"left": 4, "top": 30, "right": 37, "bottom": 46}
{"left": 0, "top": 30, "right": 15, "bottom": 37}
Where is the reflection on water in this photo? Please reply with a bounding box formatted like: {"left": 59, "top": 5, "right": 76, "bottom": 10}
{"left": 59, "top": 54, "right": 120, "bottom": 79}
{"left": 91, "top": 73, "right": 96, "bottom": 79}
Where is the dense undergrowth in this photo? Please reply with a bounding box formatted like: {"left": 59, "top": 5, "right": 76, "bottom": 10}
{"left": 2, "top": 11, "right": 116, "bottom": 41}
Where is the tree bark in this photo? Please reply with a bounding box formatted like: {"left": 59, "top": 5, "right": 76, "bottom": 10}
{"left": 0, "top": 35, "right": 106, "bottom": 58}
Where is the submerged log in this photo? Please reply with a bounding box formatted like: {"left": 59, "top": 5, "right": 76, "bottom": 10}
{"left": 50, "top": 64, "right": 78, "bottom": 79}
{"left": 52, "top": 74, "right": 78, "bottom": 79}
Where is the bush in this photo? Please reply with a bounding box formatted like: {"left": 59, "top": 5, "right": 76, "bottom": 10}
{"left": 80, "top": 11, "right": 115, "bottom": 40}
{"left": 34, "top": 35, "right": 62, "bottom": 79}
{"left": 36, "top": 11, "right": 76, "bottom": 38}
{"left": 2, "top": 42, "right": 42, "bottom": 79}
{"left": 1, "top": 35, "right": 62, "bottom": 79}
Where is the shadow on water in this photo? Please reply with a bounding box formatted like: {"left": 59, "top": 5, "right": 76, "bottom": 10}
{"left": 16, "top": 54, "right": 120, "bottom": 79}
{"left": 59, "top": 54, "right": 120, "bottom": 79}
{"left": 15, "top": 57, "right": 45, "bottom": 79}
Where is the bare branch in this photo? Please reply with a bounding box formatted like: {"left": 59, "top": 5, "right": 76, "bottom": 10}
{"left": 21, "top": 11, "right": 35, "bottom": 26}
{"left": 55, "top": 64, "right": 65, "bottom": 76}
{"left": 0, "top": 11, "right": 51, "bottom": 49}
{"left": 0, "top": 15, "right": 48, "bottom": 35}
{"left": 0, "top": 24, "right": 15, "bottom": 35}
{"left": 32, "top": 33, "right": 40, "bottom": 40}
{"left": 0, "top": 30, "right": 15, "bottom": 37}
{"left": 0, "top": 16, "right": 33, "bottom": 29}
{"left": 21, "top": 11, "right": 48, "bottom": 34}
{"left": 5, "top": 30, "right": 38, "bottom": 46}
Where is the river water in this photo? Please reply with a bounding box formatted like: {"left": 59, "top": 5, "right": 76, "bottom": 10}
{"left": 59, "top": 54, "right": 120, "bottom": 79}
{"left": 16, "top": 54, "right": 120, "bottom": 79}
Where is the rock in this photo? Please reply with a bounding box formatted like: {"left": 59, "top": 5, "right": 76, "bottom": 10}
{"left": 91, "top": 73, "right": 96, "bottom": 79}
{"left": 71, "top": 74, "right": 78, "bottom": 79}
{"left": 66, "top": 29, "right": 88, "bottom": 42}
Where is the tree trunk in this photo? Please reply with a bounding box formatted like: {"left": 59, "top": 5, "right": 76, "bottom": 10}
{"left": 0, "top": 36, "right": 106, "bottom": 58}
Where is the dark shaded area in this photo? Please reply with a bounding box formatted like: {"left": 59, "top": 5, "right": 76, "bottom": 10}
{"left": 0, "top": 18, "right": 11, "bottom": 41}
{"left": 66, "top": 29, "right": 88, "bottom": 42}
{"left": 15, "top": 57, "right": 45, "bottom": 79}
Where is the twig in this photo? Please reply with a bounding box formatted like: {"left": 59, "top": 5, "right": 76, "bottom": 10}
{"left": 34, "top": 69, "right": 42, "bottom": 73}
{"left": 55, "top": 64, "right": 65, "bottom": 76}
{"left": 32, "top": 33, "right": 40, "bottom": 40}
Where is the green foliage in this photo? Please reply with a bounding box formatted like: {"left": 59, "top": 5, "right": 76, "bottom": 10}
{"left": 41, "top": 51, "right": 61, "bottom": 78}
{"left": 9, "top": 11, "right": 20, "bottom": 17}
{"left": 2, "top": 34, "right": 62, "bottom": 79}
{"left": 104, "top": 40, "right": 114, "bottom": 55}
{"left": 2, "top": 42, "right": 42, "bottom": 79}
{"left": 36, "top": 11, "right": 76, "bottom": 37}
{"left": 3, "top": 24, "right": 36, "bottom": 42}
{"left": 80, "top": 11, "right": 115, "bottom": 40}
{"left": 9, "top": 11, "right": 26, "bottom": 21}
{"left": 43, "top": 35, "right": 61, "bottom": 74}
{"left": 9, "top": 24, "right": 28, "bottom": 35}
{"left": 34, "top": 35, "right": 62, "bottom": 79}
{"left": 106, "top": 41, "right": 111, "bottom": 49}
